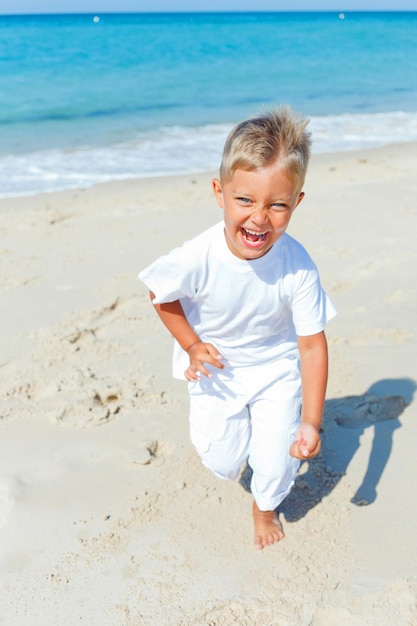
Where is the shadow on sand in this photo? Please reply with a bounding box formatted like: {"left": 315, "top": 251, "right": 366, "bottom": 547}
{"left": 239, "top": 378, "right": 416, "bottom": 522}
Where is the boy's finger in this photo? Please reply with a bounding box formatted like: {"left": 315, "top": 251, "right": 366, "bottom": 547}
{"left": 208, "top": 358, "right": 224, "bottom": 369}
{"left": 309, "top": 438, "right": 321, "bottom": 456}
{"left": 298, "top": 438, "right": 321, "bottom": 458}
{"left": 200, "top": 354, "right": 224, "bottom": 370}
{"left": 184, "top": 366, "right": 201, "bottom": 381}
{"left": 193, "top": 360, "right": 217, "bottom": 378}
{"left": 205, "top": 344, "right": 223, "bottom": 360}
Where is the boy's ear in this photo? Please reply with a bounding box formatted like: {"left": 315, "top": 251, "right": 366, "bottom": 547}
{"left": 212, "top": 178, "right": 224, "bottom": 208}
{"left": 295, "top": 191, "right": 305, "bottom": 209}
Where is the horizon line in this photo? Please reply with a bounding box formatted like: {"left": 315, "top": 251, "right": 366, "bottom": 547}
{"left": 1, "top": 9, "right": 416, "bottom": 16}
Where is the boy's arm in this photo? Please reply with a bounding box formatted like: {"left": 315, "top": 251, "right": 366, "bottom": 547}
{"left": 149, "top": 291, "right": 223, "bottom": 380}
{"left": 290, "top": 330, "right": 328, "bottom": 459}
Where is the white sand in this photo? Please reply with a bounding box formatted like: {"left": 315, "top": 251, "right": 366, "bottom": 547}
{"left": 0, "top": 143, "right": 416, "bottom": 625}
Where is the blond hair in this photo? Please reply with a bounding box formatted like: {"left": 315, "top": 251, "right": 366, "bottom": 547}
{"left": 219, "top": 106, "right": 312, "bottom": 191}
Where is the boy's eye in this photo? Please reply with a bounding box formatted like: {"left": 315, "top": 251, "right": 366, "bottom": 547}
{"left": 237, "top": 197, "right": 251, "bottom": 203}
{"left": 271, "top": 203, "right": 288, "bottom": 211}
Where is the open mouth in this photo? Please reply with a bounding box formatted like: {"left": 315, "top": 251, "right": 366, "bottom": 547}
{"left": 241, "top": 227, "right": 269, "bottom": 244}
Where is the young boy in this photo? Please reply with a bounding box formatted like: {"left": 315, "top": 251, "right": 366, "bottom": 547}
{"left": 139, "top": 106, "right": 336, "bottom": 550}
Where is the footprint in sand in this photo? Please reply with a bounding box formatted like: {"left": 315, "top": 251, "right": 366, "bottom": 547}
{"left": 55, "top": 388, "right": 123, "bottom": 428}
{"left": 333, "top": 394, "right": 408, "bottom": 428}
{"left": 128, "top": 440, "right": 164, "bottom": 466}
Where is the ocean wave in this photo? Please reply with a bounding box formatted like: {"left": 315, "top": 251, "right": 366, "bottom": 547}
{"left": 0, "top": 100, "right": 192, "bottom": 126}
{"left": 1, "top": 111, "right": 417, "bottom": 198}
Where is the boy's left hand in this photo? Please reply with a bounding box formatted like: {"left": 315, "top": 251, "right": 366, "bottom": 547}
{"left": 289, "top": 422, "right": 321, "bottom": 460}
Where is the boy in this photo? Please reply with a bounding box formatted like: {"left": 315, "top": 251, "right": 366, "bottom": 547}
{"left": 139, "top": 106, "right": 336, "bottom": 550}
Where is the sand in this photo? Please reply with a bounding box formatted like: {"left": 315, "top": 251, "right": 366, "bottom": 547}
{"left": 0, "top": 142, "right": 416, "bottom": 625}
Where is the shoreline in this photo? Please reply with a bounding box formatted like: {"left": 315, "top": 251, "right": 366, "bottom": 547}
{"left": 2, "top": 115, "right": 417, "bottom": 199}
{"left": 1, "top": 141, "right": 416, "bottom": 624}
{"left": 0, "top": 140, "right": 416, "bottom": 204}
{"left": 0, "top": 140, "right": 417, "bottom": 205}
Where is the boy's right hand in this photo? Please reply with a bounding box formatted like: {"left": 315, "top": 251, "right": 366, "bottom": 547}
{"left": 184, "top": 341, "right": 224, "bottom": 381}
{"left": 289, "top": 423, "right": 321, "bottom": 460}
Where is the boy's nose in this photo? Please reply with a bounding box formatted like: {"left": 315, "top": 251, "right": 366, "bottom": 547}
{"left": 251, "top": 206, "right": 269, "bottom": 224}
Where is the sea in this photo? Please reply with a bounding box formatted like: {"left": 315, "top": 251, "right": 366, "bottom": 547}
{"left": 1, "top": 11, "right": 417, "bottom": 197}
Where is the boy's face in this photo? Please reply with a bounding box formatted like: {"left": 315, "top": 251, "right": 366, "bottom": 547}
{"left": 212, "top": 161, "right": 304, "bottom": 261}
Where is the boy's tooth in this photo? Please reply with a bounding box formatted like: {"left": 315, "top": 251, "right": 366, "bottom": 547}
{"left": 245, "top": 228, "right": 265, "bottom": 236}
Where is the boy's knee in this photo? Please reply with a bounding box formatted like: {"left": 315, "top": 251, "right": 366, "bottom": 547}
{"left": 203, "top": 459, "right": 241, "bottom": 481}
{"left": 190, "top": 415, "right": 251, "bottom": 481}
{"left": 194, "top": 442, "right": 246, "bottom": 481}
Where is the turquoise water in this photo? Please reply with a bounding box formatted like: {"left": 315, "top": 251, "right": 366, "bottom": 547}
{"left": 1, "top": 11, "right": 417, "bottom": 196}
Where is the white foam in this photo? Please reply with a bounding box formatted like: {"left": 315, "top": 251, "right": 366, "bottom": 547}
{"left": 1, "top": 111, "right": 417, "bottom": 198}
{"left": 310, "top": 111, "right": 417, "bottom": 152}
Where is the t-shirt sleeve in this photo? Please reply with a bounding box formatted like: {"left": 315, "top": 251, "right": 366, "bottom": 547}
{"left": 138, "top": 239, "right": 199, "bottom": 304}
{"left": 290, "top": 266, "right": 337, "bottom": 336}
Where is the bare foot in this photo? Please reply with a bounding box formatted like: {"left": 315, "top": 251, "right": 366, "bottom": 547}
{"left": 252, "top": 500, "right": 284, "bottom": 550}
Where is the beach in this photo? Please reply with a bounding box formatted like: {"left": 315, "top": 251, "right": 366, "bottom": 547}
{"left": 1, "top": 142, "right": 416, "bottom": 625}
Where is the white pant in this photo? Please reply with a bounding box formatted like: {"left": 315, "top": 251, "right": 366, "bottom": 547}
{"left": 188, "top": 359, "right": 301, "bottom": 511}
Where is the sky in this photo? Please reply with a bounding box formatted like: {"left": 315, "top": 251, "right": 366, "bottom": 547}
{"left": 0, "top": 0, "right": 416, "bottom": 14}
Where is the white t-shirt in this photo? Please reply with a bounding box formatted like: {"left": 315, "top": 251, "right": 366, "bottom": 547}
{"left": 139, "top": 221, "right": 336, "bottom": 379}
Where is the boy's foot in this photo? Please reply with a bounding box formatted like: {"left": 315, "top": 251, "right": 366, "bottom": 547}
{"left": 252, "top": 500, "right": 284, "bottom": 550}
